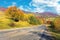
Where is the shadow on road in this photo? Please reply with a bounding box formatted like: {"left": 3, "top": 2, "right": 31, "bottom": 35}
{"left": 30, "top": 31, "right": 55, "bottom": 40}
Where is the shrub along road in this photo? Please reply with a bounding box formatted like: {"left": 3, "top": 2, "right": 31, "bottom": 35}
{"left": 0, "top": 25, "right": 54, "bottom": 40}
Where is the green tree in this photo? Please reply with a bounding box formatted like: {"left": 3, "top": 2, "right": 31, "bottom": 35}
{"left": 29, "top": 16, "right": 40, "bottom": 25}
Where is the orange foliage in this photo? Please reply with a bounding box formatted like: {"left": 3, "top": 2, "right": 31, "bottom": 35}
{"left": 5, "top": 6, "right": 25, "bottom": 21}
{"left": 54, "top": 18, "right": 60, "bottom": 31}
{"left": 18, "top": 9, "right": 24, "bottom": 15}
{"left": 5, "top": 6, "right": 24, "bottom": 16}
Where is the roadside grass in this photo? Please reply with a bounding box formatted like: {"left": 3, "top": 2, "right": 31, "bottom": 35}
{"left": 50, "top": 32, "right": 60, "bottom": 40}
{"left": 49, "top": 28, "right": 60, "bottom": 40}
{"left": 0, "top": 15, "right": 41, "bottom": 29}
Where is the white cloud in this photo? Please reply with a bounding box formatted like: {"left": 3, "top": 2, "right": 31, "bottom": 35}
{"left": 19, "top": 5, "right": 31, "bottom": 11}
{"left": 33, "top": 7, "right": 44, "bottom": 13}
{"left": 32, "top": 0, "right": 59, "bottom": 7}
{"left": 19, "top": 5, "right": 44, "bottom": 13}
{"left": 56, "top": 5, "right": 60, "bottom": 15}
{"left": 19, "top": 6, "right": 24, "bottom": 10}
{"left": 18, "top": 0, "right": 60, "bottom": 15}
{"left": 29, "top": 0, "right": 60, "bottom": 15}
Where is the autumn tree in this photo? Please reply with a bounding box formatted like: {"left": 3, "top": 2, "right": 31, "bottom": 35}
{"left": 53, "top": 17, "right": 60, "bottom": 31}
{"left": 18, "top": 9, "right": 24, "bottom": 21}
{"left": 5, "top": 6, "right": 24, "bottom": 22}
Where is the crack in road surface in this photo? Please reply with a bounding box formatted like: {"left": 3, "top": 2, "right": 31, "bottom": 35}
{"left": 0, "top": 25, "right": 54, "bottom": 40}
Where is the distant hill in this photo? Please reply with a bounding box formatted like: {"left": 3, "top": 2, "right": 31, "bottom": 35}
{"left": 0, "top": 7, "right": 59, "bottom": 17}
{"left": 33, "top": 12, "right": 59, "bottom": 18}
{"left": 23, "top": 10, "right": 59, "bottom": 17}
{"left": 0, "top": 7, "right": 6, "bottom": 11}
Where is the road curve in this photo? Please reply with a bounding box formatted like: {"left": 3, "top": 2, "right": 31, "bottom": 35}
{"left": 0, "top": 25, "right": 54, "bottom": 40}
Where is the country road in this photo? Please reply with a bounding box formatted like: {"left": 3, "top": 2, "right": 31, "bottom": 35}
{"left": 0, "top": 25, "right": 54, "bottom": 40}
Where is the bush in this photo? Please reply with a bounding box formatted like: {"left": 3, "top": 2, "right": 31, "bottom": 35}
{"left": 48, "top": 21, "right": 55, "bottom": 29}
{"left": 53, "top": 17, "right": 60, "bottom": 31}
{"left": 29, "top": 16, "right": 40, "bottom": 25}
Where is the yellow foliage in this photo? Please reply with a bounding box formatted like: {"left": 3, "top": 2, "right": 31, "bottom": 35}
{"left": 5, "top": 6, "right": 25, "bottom": 21}
{"left": 27, "top": 14, "right": 35, "bottom": 17}
{"left": 0, "top": 11, "right": 5, "bottom": 16}
{"left": 39, "top": 19, "right": 44, "bottom": 24}
{"left": 54, "top": 18, "right": 60, "bottom": 31}
{"left": 0, "top": 16, "right": 12, "bottom": 29}
{"left": 14, "top": 21, "right": 30, "bottom": 27}
{"left": 23, "top": 14, "right": 29, "bottom": 21}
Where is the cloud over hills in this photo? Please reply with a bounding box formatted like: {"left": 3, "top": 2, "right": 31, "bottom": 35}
{"left": 19, "top": 0, "right": 60, "bottom": 15}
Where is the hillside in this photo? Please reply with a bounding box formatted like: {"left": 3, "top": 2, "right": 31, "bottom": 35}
{"left": 0, "top": 7, "right": 6, "bottom": 11}
{"left": 0, "top": 7, "right": 59, "bottom": 18}
{"left": 34, "top": 12, "right": 59, "bottom": 18}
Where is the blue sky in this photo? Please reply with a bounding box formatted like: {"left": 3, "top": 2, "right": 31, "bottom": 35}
{"left": 0, "top": 0, "right": 60, "bottom": 15}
